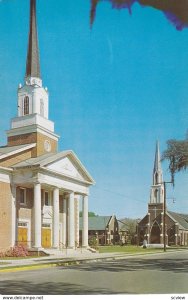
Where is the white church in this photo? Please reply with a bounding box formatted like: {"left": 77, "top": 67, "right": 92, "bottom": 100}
{"left": 0, "top": 0, "right": 94, "bottom": 252}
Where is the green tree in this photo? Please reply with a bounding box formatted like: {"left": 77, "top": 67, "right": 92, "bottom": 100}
{"left": 79, "top": 211, "right": 98, "bottom": 217}
{"left": 162, "top": 138, "right": 188, "bottom": 184}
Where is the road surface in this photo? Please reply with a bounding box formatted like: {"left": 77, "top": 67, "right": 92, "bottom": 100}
{"left": 0, "top": 250, "right": 188, "bottom": 294}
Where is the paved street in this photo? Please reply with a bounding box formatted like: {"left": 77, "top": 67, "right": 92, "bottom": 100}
{"left": 0, "top": 250, "right": 188, "bottom": 295}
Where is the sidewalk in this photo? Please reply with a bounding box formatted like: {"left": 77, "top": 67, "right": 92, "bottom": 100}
{"left": 0, "top": 250, "right": 131, "bottom": 272}
{"left": 0, "top": 248, "right": 187, "bottom": 273}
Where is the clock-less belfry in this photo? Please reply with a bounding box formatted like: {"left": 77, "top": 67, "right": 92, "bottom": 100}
{"left": 0, "top": 0, "right": 94, "bottom": 253}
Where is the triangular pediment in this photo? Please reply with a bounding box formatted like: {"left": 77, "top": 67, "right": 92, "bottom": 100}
{"left": 44, "top": 151, "right": 94, "bottom": 184}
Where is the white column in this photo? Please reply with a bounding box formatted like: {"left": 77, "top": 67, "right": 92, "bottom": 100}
{"left": 75, "top": 195, "right": 80, "bottom": 247}
{"left": 82, "top": 195, "right": 88, "bottom": 248}
{"left": 62, "top": 198, "right": 67, "bottom": 247}
{"left": 68, "top": 192, "right": 75, "bottom": 248}
{"left": 11, "top": 185, "right": 17, "bottom": 247}
{"left": 34, "top": 182, "right": 42, "bottom": 248}
{"left": 53, "top": 187, "right": 59, "bottom": 248}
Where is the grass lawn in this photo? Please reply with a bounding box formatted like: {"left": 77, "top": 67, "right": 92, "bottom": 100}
{"left": 98, "top": 245, "right": 163, "bottom": 254}
{"left": 98, "top": 245, "right": 188, "bottom": 254}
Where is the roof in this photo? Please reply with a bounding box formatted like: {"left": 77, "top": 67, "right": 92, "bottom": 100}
{"left": 0, "top": 144, "right": 36, "bottom": 160}
{"left": 118, "top": 218, "right": 141, "bottom": 232}
{"left": 79, "top": 216, "right": 112, "bottom": 231}
{"left": 12, "top": 151, "right": 68, "bottom": 168}
{"left": 167, "top": 211, "right": 188, "bottom": 230}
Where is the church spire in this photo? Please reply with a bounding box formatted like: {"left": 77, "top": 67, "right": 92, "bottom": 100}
{"left": 25, "top": 0, "right": 41, "bottom": 80}
{"left": 153, "top": 141, "right": 163, "bottom": 185}
{"left": 149, "top": 141, "right": 164, "bottom": 204}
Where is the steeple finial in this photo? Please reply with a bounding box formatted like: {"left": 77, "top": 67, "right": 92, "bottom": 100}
{"left": 26, "top": 0, "right": 41, "bottom": 80}
{"left": 153, "top": 140, "right": 163, "bottom": 185}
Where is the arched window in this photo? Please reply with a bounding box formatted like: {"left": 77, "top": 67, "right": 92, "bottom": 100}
{"left": 23, "top": 96, "right": 29, "bottom": 115}
{"left": 154, "top": 189, "right": 158, "bottom": 202}
{"left": 40, "top": 99, "right": 44, "bottom": 117}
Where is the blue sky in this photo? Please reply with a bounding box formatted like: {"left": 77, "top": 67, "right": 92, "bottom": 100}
{"left": 0, "top": 0, "right": 188, "bottom": 218}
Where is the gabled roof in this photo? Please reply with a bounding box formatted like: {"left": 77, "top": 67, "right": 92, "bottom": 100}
{"left": 167, "top": 211, "right": 188, "bottom": 230}
{"left": 139, "top": 210, "right": 188, "bottom": 230}
{"left": 79, "top": 216, "right": 112, "bottom": 231}
{"left": 0, "top": 143, "right": 36, "bottom": 160}
{"left": 118, "top": 218, "right": 140, "bottom": 231}
{"left": 12, "top": 150, "right": 95, "bottom": 184}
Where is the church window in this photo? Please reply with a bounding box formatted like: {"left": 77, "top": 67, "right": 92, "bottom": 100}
{"left": 20, "top": 188, "right": 26, "bottom": 205}
{"left": 42, "top": 223, "right": 51, "bottom": 228}
{"left": 154, "top": 189, "right": 158, "bottom": 202}
{"left": 40, "top": 99, "right": 44, "bottom": 117}
{"left": 23, "top": 96, "right": 29, "bottom": 115}
{"left": 18, "top": 222, "right": 27, "bottom": 227}
{"left": 44, "top": 191, "right": 51, "bottom": 206}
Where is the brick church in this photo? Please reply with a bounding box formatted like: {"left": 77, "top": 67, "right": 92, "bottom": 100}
{"left": 138, "top": 142, "right": 188, "bottom": 246}
{"left": 0, "top": 0, "right": 94, "bottom": 252}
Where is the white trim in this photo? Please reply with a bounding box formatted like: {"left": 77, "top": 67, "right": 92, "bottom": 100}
{"left": 0, "top": 171, "right": 11, "bottom": 183}
{"left": 0, "top": 144, "right": 36, "bottom": 160}
{"left": 7, "top": 124, "right": 59, "bottom": 140}
{"left": 41, "top": 167, "right": 93, "bottom": 186}
{"left": 45, "top": 151, "right": 94, "bottom": 184}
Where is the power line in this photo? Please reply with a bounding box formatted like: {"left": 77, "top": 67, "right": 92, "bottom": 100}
{"left": 92, "top": 186, "right": 147, "bottom": 204}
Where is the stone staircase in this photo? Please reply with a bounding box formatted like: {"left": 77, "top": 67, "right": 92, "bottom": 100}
{"left": 43, "top": 247, "right": 97, "bottom": 257}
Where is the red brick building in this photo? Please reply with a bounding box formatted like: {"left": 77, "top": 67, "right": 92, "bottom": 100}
{"left": 137, "top": 142, "right": 188, "bottom": 246}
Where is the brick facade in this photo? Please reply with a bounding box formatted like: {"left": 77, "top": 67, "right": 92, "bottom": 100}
{"left": 7, "top": 132, "right": 57, "bottom": 157}
{"left": 0, "top": 182, "right": 12, "bottom": 251}
{"left": 138, "top": 205, "right": 188, "bottom": 246}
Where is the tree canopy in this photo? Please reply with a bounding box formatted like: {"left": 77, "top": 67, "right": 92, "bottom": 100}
{"left": 162, "top": 138, "right": 188, "bottom": 184}
{"left": 79, "top": 211, "right": 98, "bottom": 217}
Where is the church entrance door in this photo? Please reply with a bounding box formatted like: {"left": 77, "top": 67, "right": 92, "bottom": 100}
{"left": 18, "top": 227, "right": 28, "bottom": 246}
{"left": 42, "top": 226, "right": 51, "bottom": 248}
{"left": 150, "top": 223, "right": 160, "bottom": 243}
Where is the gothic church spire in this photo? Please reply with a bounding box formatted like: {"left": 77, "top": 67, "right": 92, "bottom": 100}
{"left": 26, "top": 0, "right": 41, "bottom": 79}
{"left": 153, "top": 141, "right": 163, "bottom": 185}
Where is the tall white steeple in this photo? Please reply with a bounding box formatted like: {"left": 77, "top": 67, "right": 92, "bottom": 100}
{"left": 6, "top": 0, "right": 59, "bottom": 156}
{"left": 17, "top": 0, "right": 49, "bottom": 120}
{"left": 150, "top": 141, "right": 164, "bottom": 204}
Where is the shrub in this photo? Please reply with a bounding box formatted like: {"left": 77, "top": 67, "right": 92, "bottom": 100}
{"left": 0, "top": 245, "right": 29, "bottom": 257}
{"left": 89, "top": 236, "right": 98, "bottom": 249}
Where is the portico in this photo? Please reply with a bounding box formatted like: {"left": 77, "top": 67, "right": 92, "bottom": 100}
{"left": 12, "top": 150, "right": 93, "bottom": 250}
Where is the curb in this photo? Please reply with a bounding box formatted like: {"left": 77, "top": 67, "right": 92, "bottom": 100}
{"left": 0, "top": 248, "right": 187, "bottom": 273}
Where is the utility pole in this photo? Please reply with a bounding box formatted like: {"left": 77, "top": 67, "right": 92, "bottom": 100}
{"left": 163, "top": 181, "right": 173, "bottom": 252}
